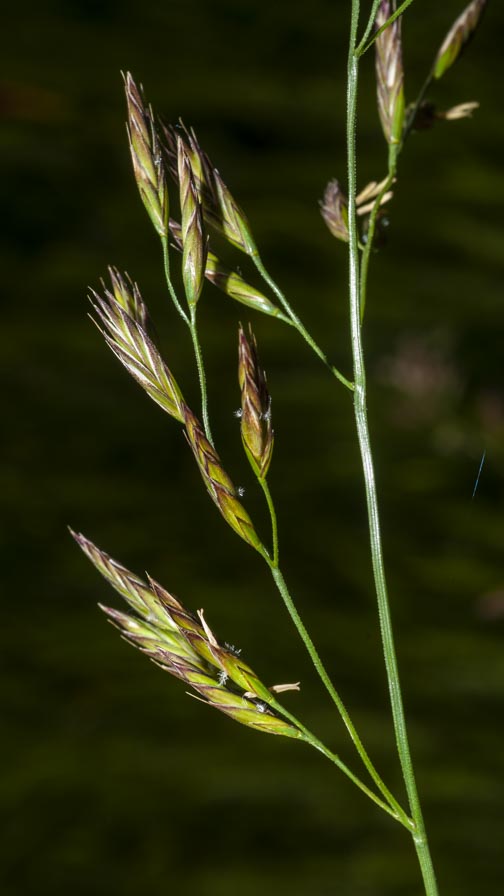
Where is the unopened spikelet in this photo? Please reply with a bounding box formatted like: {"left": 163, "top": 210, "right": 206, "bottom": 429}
{"left": 162, "top": 122, "right": 258, "bottom": 256}
{"left": 89, "top": 271, "right": 185, "bottom": 422}
{"left": 183, "top": 404, "right": 267, "bottom": 556}
{"left": 124, "top": 72, "right": 168, "bottom": 238}
{"left": 169, "top": 218, "right": 289, "bottom": 321}
{"left": 177, "top": 136, "right": 207, "bottom": 307}
{"left": 71, "top": 532, "right": 301, "bottom": 738}
{"left": 375, "top": 0, "right": 405, "bottom": 145}
{"left": 320, "top": 180, "right": 349, "bottom": 243}
{"left": 433, "top": 0, "right": 487, "bottom": 80}
{"left": 238, "top": 324, "right": 274, "bottom": 479}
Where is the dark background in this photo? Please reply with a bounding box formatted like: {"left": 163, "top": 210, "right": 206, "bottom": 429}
{"left": 3, "top": 1, "right": 503, "bottom": 894}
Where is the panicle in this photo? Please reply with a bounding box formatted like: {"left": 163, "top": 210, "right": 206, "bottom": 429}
{"left": 71, "top": 532, "right": 301, "bottom": 738}
{"left": 375, "top": 0, "right": 405, "bottom": 145}
{"left": 182, "top": 405, "right": 268, "bottom": 557}
{"left": 89, "top": 271, "right": 185, "bottom": 422}
{"left": 238, "top": 324, "right": 274, "bottom": 479}
{"left": 123, "top": 72, "right": 169, "bottom": 237}
{"left": 433, "top": 0, "right": 487, "bottom": 80}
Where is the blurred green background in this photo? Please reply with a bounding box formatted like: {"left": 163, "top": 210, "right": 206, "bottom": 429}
{"left": 3, "top": 1, "right": 503, "bottom": 893}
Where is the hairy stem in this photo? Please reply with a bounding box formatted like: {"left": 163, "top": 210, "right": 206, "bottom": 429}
{"left": 161, "top": 237, "right": 189, "bottom": 324}
{"left": 347, "top": 3, "right": 438, "bottom": 893}
{"left": 189, "top": 308, "right": 213, "bottom": 444}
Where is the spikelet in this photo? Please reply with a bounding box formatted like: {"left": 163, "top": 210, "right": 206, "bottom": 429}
{"left": 320, "top": 180, "right": 349, "bottom": 243}
{"left": 238, "top": 324, "right": 274, "bottom": 479}
{"left": 433, "top": 0, "right": 487, "bottom": 80}
{"left": 177, "top": 136, "right": 207, "bottom": 307}
{"left": 183, "top": 405, "right": 268, "bottom": 557}
{"left": 89, "top": 271, "right": 185, "bottom": 422}
{"left": 71, "top": 532, "right": 301, "bottom": 738}
{"left": 162, "top": 122, "right": 258, "bottom": 256}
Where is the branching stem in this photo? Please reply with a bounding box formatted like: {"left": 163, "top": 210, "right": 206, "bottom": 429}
{"left": 267, "top": 694, "right": 412, "bottom": 828}
{"left": 251, "top": 253, "right": 354, "bottom": 391}
{"left": 162, "top": 237, "right": 213, "bottom": 443}
{"left": 267, "top": 562, "right": 406, "bottom": 821}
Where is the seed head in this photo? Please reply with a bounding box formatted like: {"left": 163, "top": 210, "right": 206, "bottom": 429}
{"left": 433, "top": 0, "right": 487, "bottom": 80}
{"left": 89, "top": 271, "right": 185, "bottom": 422}
{"left": 71, "top": 532, "right": 301, "bottom": 738}
{"left": 238, "top": 324, "right": 274, "bottom": 479}
{"left": 375, "top": 1, "right": 405, "bottom": 145}
{"left": 123, "top": 72, "right": 168, "bottom": 238}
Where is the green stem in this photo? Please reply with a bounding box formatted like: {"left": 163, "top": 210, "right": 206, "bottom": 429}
{"left": 268, "top": 695, "right": 412, "bottom": 827}
{"left": 161, "top": 237, "right": 189, "bottom": 325}
{"left": 258, "top": 477, "right": 279, "bottom": 567}
{"left": 268, "top": 562, "right": 406, "bottom": 821}
{"left": 258, "top": 473, "right": 402, "bottom": 815}
{"left": 161, "top": 237, "right": 213, "bottom": 443}
{"left": 347, "top": 6, "right": 438, "bottom": 894}
{"left": 355, "top": 0, "right": 382, "bottom": 54}
{"left": 251, "top": 253, "right": 354, "bottom": 391}
{"left": 189, "top": 308, "right": 213, "bottom": 445}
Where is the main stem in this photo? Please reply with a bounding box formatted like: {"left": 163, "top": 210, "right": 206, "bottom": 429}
{"left": 346, "top": 4, "right": 438, "bottom": 894}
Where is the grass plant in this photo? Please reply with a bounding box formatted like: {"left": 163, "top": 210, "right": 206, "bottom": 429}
{"left": 74, "top": 2, "right": 488, "bottom": 892}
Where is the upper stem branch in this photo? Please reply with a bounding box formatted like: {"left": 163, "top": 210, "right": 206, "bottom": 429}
{"left": 251, "top": 253, "right": 354, "bottom": 391}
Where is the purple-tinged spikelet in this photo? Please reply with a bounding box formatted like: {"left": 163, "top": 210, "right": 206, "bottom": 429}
{"left": 238, "top": 324, "right": 274, "bottom": 479}
{"left": 124, "top": 72, "right": 168, "bottom": 237}
{"left": 375, "top": 1, "right": 405, "bottom": 145}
